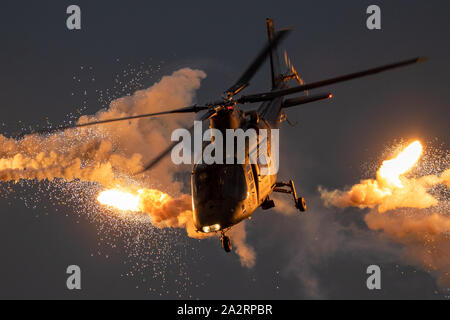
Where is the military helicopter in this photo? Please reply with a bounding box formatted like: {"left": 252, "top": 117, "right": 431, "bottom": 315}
{"left": 34, "top": 19, "right": 425, "bottom": 253}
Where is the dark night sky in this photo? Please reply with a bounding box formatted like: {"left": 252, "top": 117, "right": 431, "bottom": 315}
{"left": 0, "top": 0, "right": 449, "bottom": 299}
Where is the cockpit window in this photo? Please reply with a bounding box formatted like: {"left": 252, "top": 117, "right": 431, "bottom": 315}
{"left": 193, "top": 164, "right": 247, "bottom": 202}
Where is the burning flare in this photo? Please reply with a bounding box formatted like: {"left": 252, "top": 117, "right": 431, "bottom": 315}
{"left": 97, "top": 188, "right": 171, "bottom": 213}
{"left": 319, "top": 140, "right": 450, "bottom": 286}
{"left": 378, "top": 140, "right": 423, "bottom": 187}
{"left": 319, "top": 140, "right": 440, "bottom": 212}
{"left": 97, "top": 189, "right": 142, "bottom": 212}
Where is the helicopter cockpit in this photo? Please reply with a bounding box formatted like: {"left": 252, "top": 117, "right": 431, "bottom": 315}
{"left": 192, "top": 163, "right": 249, "bottom": 232}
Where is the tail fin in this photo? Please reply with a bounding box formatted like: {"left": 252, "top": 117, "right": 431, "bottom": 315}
{"left": 266, "top": 18, "right": 282, "bottom": 89}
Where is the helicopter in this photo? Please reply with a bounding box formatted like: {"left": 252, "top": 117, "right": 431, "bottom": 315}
{"left": 33, "top": 18, "right": 425, "bottom": 253}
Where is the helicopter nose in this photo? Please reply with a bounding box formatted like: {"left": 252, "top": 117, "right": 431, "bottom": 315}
{"left": 194, "top": 200, "right": 240, "bottom": 231}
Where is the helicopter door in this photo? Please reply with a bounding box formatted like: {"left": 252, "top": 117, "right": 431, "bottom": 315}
{"left": 256, "top": 156, "right": 277, "bottom": 203}
{"left": 252, "top": 162, "right": 270, "bottom": 204}
{"left": 246, "top": 164, "right": 258, "bottom": 207}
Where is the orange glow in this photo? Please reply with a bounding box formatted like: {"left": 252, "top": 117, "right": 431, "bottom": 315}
{"left": 97, "top": 189, "right": 142, "bottom": 211}
{"left": 97, "top": 188, "right": 171, "bottom": 213}
{"left": 378, "top": 140, "right": 423, "bottom": 188}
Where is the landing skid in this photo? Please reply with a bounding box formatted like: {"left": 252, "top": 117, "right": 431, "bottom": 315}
{"left": 273, "top": 180, "right": 307, "bottom": 212}
{"left": 261, "top": 198, "right": 275, "bottom": 210}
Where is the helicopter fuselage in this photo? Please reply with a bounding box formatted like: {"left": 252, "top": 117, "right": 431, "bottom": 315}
{"left": 191, "top": 99, "right": 281, "bottom": 233}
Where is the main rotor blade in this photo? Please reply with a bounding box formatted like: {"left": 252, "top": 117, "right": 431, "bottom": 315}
{"left": 137, "top": 124, "right": 195, "bottom": 174}
{"left": 138, "top": 105, "right": 218, "bottom": 173}
{"left": 282, "top": 92, "right": 333, "bottom": 109}
{"left": 199, "top": 108, "right": 218, "bottom": 121}
{"left": 225, "top": 28, "right": 292, "bottom": 97}
{"left": 238, "top": 57, "right": 427, "bottom": 103}
{"left": 32, "top": 105, "right": 208, "bottom": 135}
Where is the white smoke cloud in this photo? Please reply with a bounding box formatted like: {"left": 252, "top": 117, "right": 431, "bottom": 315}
{"left": 0, "top": 67, "right": 257, "bottom": 267}
{"left": 229, "top": 222, "right": 256, "bottom": 268}
{"left": 0, "top": 68, "right": 207, "bottom": 188}
{"left": 319, "top": 143, "right": 450, "bottom": 287}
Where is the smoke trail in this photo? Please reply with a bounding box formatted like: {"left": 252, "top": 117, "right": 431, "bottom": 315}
{"left": 365, "top": 209, "right": 450, "bottom": 286}
{"left": 0, "top": 67, "right": 257, "bottom": 267}
{"left": 0, "top": 68, "right": 206, "bottom": 188}
{"left": 319, "top": 169, "right": 449, "bottom": 212}
{"left": 0, "top": 69, "right": 207, "bottom": 233}
{"left": 228, "top": 222, "right": 256, "bottom": 268}
{"left": 319, "top": 141, "right": 450, "bottom": 285}
{"left": 138, "top": 190, "right": 210, "bottom": 240}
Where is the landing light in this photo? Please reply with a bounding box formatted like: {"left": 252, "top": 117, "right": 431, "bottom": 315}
{"left": 202, "top": 224, "right": 221, "bottom": 233}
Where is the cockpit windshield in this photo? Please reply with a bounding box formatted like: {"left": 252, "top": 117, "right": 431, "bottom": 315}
{"left": 193, "top": 164, "right": 247, "bottom": 203}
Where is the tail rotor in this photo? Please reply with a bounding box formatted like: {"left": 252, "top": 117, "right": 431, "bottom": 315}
{"left": 283, "top": 50, "right": 308, "bottom": 95}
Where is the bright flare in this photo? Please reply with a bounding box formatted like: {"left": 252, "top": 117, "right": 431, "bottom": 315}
{"left": 97, "top": 188, "right": 171, "bottom": 214}
{"left": 97, "top": 189, "right": 141, "bottom": 212}
{"left": 378, "top": 140, "right": 423, "bottom": 188}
